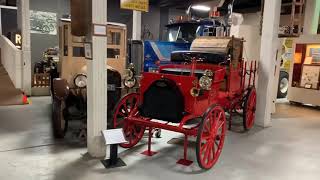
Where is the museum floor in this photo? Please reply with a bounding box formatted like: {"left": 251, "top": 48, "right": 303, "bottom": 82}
{"left": 0, "top": 97, "right": 320, "bottom": 180}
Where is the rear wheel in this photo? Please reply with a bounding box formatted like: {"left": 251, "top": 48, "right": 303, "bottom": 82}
{"left": 243, "top": 88, "right": 257, "bottom": 131}
{"left": 277, "top": 71, "right": 289, "bottom": 98}
{"left": 52, "top": 98, "right": 67, "bottom": 138}
{"left": 113, "top": 93, "right": 145, "bottom": 148}
{"left": 196, "top": 105, "right": 226, "bottom": 170}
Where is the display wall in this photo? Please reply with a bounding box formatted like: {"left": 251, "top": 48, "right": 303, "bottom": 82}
{"left": 288, "top": 35, "right": 320, "bottom": 106}
{"left": 30, "top": 0, "right": 69, "bottom": 75}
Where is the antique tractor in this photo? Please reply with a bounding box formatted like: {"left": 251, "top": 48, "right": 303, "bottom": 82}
{"left": 113, "top": 36, "right": 257, "bottom": 170}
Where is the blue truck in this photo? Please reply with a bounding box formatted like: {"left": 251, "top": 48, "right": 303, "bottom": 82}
{"left": 143, "top": 19, "right": 222, "bottom": 72}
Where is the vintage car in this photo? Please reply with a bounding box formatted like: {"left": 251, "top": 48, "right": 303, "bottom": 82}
{"left": 51, "top": 18, "right": 128, "bottom": 138}
{"left": 113, "top": 36, "right": 257, "bottom": 170}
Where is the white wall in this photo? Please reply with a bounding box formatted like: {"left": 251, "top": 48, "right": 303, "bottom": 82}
{"left": 238, "top": 13, "right": 262, "bottom": 61}
{"left": 0, "top": 35, "right": 22, "bottom": 88}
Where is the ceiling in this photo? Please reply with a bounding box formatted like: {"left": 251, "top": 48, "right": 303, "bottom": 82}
{"left": 149, "top": 0, "right": 262, "bottom": 13}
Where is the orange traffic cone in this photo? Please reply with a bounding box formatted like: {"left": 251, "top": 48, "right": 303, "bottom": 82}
{"left": 22, "top": 92, "right": 29, "bottom": 104}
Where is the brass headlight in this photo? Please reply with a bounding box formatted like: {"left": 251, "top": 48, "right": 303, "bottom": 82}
{"left": 74, "top": 74, "right": 87, "bottom": 88}
{"left": 124, "top": 77, "right": 136, "bottom": 88}
{"left": 199, "top": 75, "right": 212, "bottom": 90}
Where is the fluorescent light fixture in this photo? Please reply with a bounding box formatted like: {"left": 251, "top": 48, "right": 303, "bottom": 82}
{"left": 191, "top": 5, "right": 211, "bottom": 11}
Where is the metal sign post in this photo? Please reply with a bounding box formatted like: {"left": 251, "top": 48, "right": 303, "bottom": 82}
{"left": 101, "top": 129, "right": 127, "bottom": 168}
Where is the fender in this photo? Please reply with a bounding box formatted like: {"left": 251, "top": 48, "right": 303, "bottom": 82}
{"left": 52, "top": 78, "right": 70, "bottom": 101}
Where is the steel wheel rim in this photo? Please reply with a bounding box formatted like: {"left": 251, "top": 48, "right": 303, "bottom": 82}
{"left": 246, "top": 90, "right": 256, "bottom": 129}
{"left": 113, "top": 93, "right": 145, "bottom": 148}
{"left": 198, "top": 106, "right": 226, "bottom": 169}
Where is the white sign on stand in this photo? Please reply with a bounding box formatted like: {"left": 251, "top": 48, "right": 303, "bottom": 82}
{"left": 101, "top": 129, "right": 127, "bottom": 145}
{"left": 101, "top": 129, "right": 127, "bottom": 168}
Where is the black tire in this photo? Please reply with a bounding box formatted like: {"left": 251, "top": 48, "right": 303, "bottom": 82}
{"left": 52, "top": 98, "right": 67, "bottom": 138}
{"left": 155, "top": 129, "right": 161, "bottom": 138}
{"left": 277, "top": 71, "right": 289, "bottom": 98}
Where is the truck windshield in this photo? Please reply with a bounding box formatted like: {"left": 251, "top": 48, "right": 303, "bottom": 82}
{"left": 167, "top": 24, "right": 201, "bottom": 43}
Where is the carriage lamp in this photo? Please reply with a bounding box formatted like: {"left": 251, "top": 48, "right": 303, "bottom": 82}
{"left": 125, "top": 69, "right": 134, "bottom": 79}
{"left": 124, "top": 63, "right": 136, "bottom": 88}
{"left": 125, "top": 63, "right": 135, "bottom": 79}
{"left": 199, "top": 69, "right": 213, "bottom": 90}
{"left": 74, "top": 74, "right": 87, "bottom": 88}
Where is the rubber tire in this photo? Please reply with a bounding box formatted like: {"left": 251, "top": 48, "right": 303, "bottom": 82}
{"left": 155, "top": 129, "right": 161, "bottom": 138}
{"left": 277, "top": 71, "right": 289, "bottom": 98}
{"left": 52, "top": 98, "right": 67, "bottom": 138}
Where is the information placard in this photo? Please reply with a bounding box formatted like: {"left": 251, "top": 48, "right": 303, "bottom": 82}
{"left": 101, "top": 129, "right": 127, "bottom": 145}
{"left": 120, "top": 0, "right": 149, "bottom": 12}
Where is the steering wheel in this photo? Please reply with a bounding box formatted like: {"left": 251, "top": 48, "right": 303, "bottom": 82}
{"left": 182, "top": 53, "right": 208, "bottom": 63}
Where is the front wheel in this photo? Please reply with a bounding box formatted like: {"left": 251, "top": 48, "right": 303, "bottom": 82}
{"left": 52, "top": 98, "right": 67, "bottom": 138}
{"left": 196, "top": 105, "right": 226, "bottom": 170}
{"left": 243, "top": 88, "right": 257, "bottom": 131}
{"left": 113, "top": 93, "right": 145, "bottom": 148}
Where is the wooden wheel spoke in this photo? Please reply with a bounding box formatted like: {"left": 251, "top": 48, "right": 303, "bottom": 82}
{"left": 217, "top": 119, "right": 225, "bottom": 130}
{"left": 202, "top": 134, "right": 211, "bottom": 141}
{"left": 203, "top": 142, "right": 211, "bottom": 162}
{"left": 125, "top": 126, "right": 132, "bottom": 136}
{"left": 118, "top": 111, "right": 127, "bottom": 117}
{"left": 204, "top": 121, "right": 211, "bottom": 132}
{"left": 132, "top": 126, "right": 138, "bottom": 135}
{"left": 123, "top": 103, "right": 129, "bottom": 114}
{"left": 201, "top": 142, "right": 209, "bottom": 154}
{"left": 208, "top": 144, "right": 213, "bottom": 161}
{"left": 211, "top": 142, "right": 216, "bottom": 159}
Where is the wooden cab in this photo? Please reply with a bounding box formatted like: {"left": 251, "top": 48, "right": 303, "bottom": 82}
{"left": 58, "top": 18, "right": 127, "bottom": 87}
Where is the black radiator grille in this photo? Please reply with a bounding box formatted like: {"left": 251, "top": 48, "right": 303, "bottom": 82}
{"left": 140, "top": 79, "right": 184, "bottom": 123}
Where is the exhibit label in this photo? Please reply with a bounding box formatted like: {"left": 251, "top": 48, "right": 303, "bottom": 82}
{"left": 120, "top": 0, "right": 149, "bottom": 12}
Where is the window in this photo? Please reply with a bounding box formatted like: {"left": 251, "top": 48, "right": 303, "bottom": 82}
{"left": 64, "top": 25, "right": 68, "bottom": 56}
{"left": 107, "top": 48, "right": 120, "bottom": 59}
{"left": 73, "top": 47, "right": 85, "bottom": 57}
{"left": 108, "top": 31, "right": 121, "bottom": 45}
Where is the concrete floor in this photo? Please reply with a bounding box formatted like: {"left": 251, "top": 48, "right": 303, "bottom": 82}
{"left": 0, "top": 97, "right": 320, "bottom": 180}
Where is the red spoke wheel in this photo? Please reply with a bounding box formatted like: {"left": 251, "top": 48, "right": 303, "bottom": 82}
{"left": 113, "top": 93, "right": 145, "bottom": 148}
{"left": 243, "top": 88, "right": 257, "bottom": 131}
{"left": 196, "top": 105, "right": 226, "bottom": 170}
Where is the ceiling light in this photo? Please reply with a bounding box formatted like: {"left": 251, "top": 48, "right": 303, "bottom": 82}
{"left": 191, "top": 5, "right": 211, "bottom": 12}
